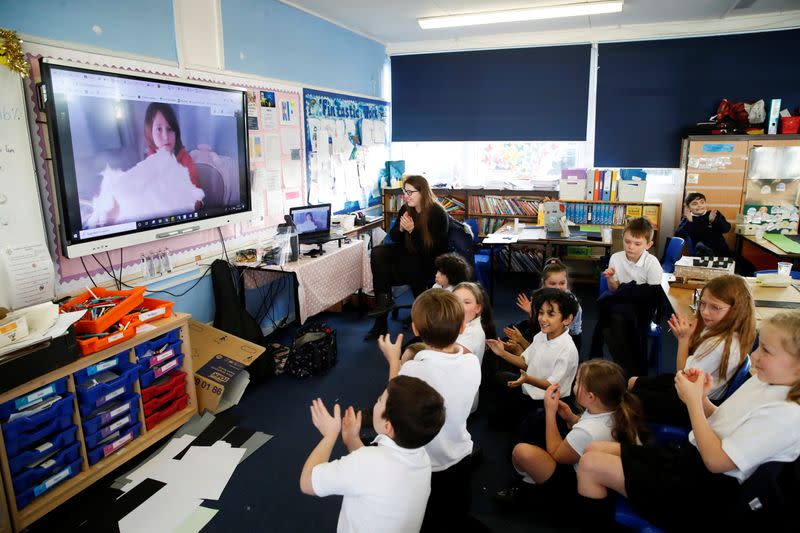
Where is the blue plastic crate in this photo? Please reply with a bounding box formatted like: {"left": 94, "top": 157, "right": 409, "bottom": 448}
{"left": 12, "top": 441, "right": 81, "bottom": 495}
{"left": 139, "top": 354, "right": 184, "bottom": 388}
{"left": 15, "top": 457, "right": 82, "bottom": 510}
{"left": 73, "top": 351, "right": 130, "bottom": 386}
{"left": 87, "top": 422, "right": 141, "bottom": 466}
{"left": 82, "top": 394, "right": 140, "bottom": 435}
{"left": 136, "top": 340, "right": 181, "bottom": 372}
{"left": 3, "top": 413, "right": 73, "bottom": 458}
{"left": 84, "top": 410, "right": 140, "bottom": 449}
{"left": 77, "top": 364, "right": 139, "bottom": 416}
{"left": 134, "top": 329, "right": 181, "bottom": 360}
{"left": 0, "top": 377, "right": 69, "bottom": 421}
{"left": 2, "top": 393, "right": 74, "bottom": 443}
{"left": 8, "top": 425, "right": 78, "bottom": 476}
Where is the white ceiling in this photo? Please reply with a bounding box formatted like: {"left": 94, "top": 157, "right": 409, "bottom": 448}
{"left": 282, "top": 0, "right": 800, "bottom": 53}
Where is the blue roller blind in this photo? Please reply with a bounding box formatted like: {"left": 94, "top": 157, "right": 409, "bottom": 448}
{"left": 392, "top": 45, "right": 591, "bottom": 142}
{"left": 595, "top": 29, "right": 800, "bottom": 168}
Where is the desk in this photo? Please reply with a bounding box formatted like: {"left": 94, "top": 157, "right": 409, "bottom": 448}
{"left": 737, "top": 234, "right": 800, "bottom": 271}
{"left": 661, "top": 274, "right": 800, "bottom": 325}
{"left": 240, "top": 239, "right": 372, "bottom": 324}
{"left": 482, "top": 226, "right": 613, "bottom": 299}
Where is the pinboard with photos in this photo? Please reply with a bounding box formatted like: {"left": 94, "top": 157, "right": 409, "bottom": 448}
{"left": 303, "top": 89, "right": 389, "bottom": 213}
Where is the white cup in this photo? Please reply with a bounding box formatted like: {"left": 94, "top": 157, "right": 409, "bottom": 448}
{"left": 755, "top": 228, "right": 765, "bottom": 240}
{"left": 777, "top": 262, "right": 792, "bottom": 278}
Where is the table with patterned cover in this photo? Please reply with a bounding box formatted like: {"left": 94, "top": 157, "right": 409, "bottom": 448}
{"left": 242, "top": 239, "right": 373, "bottom": 324}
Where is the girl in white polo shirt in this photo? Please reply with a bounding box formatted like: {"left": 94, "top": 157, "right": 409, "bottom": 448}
{"left": 629, "top": 274, "right": 756, "bottom": 427}
{"left": 496, "top": 360, "right": 646, "bottom": 505}
{"left": 577, "top": 311, "right": 800, "bottom": 530}
{"left": 453, "top": 282, "right": 497, "bottom": 413}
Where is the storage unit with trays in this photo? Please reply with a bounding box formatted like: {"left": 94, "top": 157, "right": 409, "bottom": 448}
{"left": 0, "top": 313, "right": 197, "bottom": 532}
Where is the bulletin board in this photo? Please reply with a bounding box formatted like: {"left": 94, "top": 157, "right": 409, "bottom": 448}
{"left": 23, "top": 44, "right": 304, "bottom": 295}
{"left": 243, "top": 86, "right": 305, "bottom": 232}
{"left": 303, "top": 89, "right": 389, "bottom": 213}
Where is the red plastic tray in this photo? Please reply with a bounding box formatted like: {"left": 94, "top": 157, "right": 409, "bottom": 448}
{"left": 144, "top": 394, "right": 189, "bottom": 430}
{"left": 62, "top": 287, "right": 145, "bottom": 334}
{"left": 119, "top": 298, "right": 175, "bottom": 328}
{"left": 141, "top": 371, "right": 186, "bottom": 403}
{"left": 142, "top": 379, "right": 186, "bottom": 417}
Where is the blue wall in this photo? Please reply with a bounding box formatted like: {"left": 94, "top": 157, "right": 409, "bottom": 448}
{"left": 221, "top": 0, "right": 386, "bottom": 97}
{"left": 0, "top": 0, "right": 178, "bottom": 61}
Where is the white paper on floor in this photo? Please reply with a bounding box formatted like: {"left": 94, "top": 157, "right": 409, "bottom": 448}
{"left": 118, "top": 486, "right": 203, "bottom": 533}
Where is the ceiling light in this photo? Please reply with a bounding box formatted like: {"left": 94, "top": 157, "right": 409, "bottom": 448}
{"left": 418, "top": 1, "right": 624, "bottom": 29}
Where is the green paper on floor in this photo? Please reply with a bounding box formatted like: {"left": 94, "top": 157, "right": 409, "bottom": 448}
{"left": 764, "top": 233, "right": 800, "bottom": 254}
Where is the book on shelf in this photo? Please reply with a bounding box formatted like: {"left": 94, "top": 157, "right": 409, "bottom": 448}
{"left": 438, "top": 196, "right": 466, "bottom": 214}
{"left": 642, "top": 205, "right": 659, "bottom": 228}
{"left": 625, "top": 205, "right": 643, "bottom": 219}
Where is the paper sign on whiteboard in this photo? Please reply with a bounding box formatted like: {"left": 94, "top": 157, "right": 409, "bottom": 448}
{"left": 1, "top": 244, "right": 55, "bottom": 310}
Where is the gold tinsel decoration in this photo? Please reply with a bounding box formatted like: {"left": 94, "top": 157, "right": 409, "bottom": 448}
{"left": 0, "top": 28, "right": 29, "bottom": 77}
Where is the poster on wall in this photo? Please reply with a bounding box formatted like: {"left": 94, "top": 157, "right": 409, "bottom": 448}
{"left": 245, "top": 87, "right": 304, "bottom": 231}
{"left": 302, "top": 89, "right": 389, "bottom": 213}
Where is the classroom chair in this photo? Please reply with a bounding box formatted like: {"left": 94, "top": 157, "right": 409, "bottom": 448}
{"left": 597, "top": 275, "right": 662, "bottom": 374}
{"left": 615, "top": 498, "right": 666, "bottom": 533}
{"left": 755, "top": 269, "right": 800, "bottom": 280}
{"left": 465, "top": 219, "right": 493, "bottom": 294}
{"left": 659, "top": 236, "right": 685, "bottom": 274}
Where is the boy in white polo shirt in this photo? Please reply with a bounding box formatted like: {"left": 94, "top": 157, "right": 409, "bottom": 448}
{"left": 300, "top": 375, "right": 445, "bottom": 533}
{"left": 590, "top": 217, "right": 663, "bottom": 376}
{"left": 378, "top": 288, "right": 481, "bottom": 532}
{"left": 486, "top": 289, "right": 580, "bottom": 433}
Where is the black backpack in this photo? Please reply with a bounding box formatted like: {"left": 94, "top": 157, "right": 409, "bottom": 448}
{"left": 210, "top": 259, "right": 274, "bottom": 380}
{"left": 285, "top": 322, "right": 337, "bottom": 379}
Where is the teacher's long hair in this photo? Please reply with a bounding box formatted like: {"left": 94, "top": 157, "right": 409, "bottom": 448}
{"left": 403, "top": 175, "right": 439, "bottom": 250}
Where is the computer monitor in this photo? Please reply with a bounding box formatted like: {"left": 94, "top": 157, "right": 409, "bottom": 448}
{"left": 289, "top": 204, "right": 331, "bottom": 237}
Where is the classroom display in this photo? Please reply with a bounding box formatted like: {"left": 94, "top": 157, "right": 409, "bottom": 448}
{"left": 0, "top": 314, "right": 196, "bottom": 532}
{"left": 303, "top": 89, "right": 389, "bottom": 213}
{"left": 40, "top": 61, "right": 252, "bottom": 258}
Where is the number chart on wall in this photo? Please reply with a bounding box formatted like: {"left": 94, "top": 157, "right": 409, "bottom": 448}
{"left": 303, "top": 89, "right": 389, "bottom": 213}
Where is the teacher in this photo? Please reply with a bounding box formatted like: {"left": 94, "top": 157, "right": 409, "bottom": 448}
{"left": 365, "top": 175, "right": 450, "bottom": 341}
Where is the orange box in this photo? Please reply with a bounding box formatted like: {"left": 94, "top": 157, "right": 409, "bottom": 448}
{"left": 119, "top": 297, "right": 175, "bottom": 328}
{"left": 76, "top": 326, "right": 136, "bottom": 356}
{"left": 62, "top": 287, "right": 145, "bottom": 334}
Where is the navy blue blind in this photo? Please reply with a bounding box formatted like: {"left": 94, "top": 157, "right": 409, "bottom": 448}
{"left": 392, "top": 45, "right": 591, "bottom": 142}
{"left": 595, "top": 29, "right": 800, "bottom": 168}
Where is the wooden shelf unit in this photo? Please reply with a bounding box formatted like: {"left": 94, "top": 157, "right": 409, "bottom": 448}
{"left": 381, "top": 188, "right": 661, "bottom": 244}
{"left": 679, "top": 134, "right": 800, "bottom": 250}
{"left": 0, "top": 313, "right": 198, "bottom": 532}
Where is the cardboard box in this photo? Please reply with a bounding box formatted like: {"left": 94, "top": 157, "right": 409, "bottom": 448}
{"left": 188, "top": 320, "right": 266, "bottom": 414}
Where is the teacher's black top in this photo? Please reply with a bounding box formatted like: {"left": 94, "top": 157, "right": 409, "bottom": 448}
{"left": 388, "top": 203, "right": 450, "bottom": 263}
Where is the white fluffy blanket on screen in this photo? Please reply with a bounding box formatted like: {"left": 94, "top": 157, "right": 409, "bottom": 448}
{"left": 87, "top": 150, "right": 205, "bottom": 228}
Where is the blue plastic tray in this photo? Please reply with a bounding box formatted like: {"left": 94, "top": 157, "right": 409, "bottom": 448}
{"left": 15, "top": 457, "right": 82, "bottom": 510}
{"left": 3, "top": 413, "right": 73, "bottom": 458}
{"left": 8, "top": 425, "right": 78, "bottom": 476}
{"left": 134, "top": 329, "right": 181, "bottom": 359}
{"left": 84, "top": 412, "right": 139, "bottom": 449}
{"left": 2, "top": 393, "right": 74, "bottom": 443}
{"left": 87, "top": 422, "right": 141, "bottom": 466}
{"left": 12, "top": 441, "right": 81, "bottom": 495}
{"left": 77, "top": 364, "right": 139, "bottom": 415}
{"left": 139, "top": 354, "right": 184, "bottom": 388}
{"left": 136, "top": 340, "right": 181, "bottom": 371}
{"left": 74, "top": 351, "right": 130, "bottom": 386}
{"left": 0, "top": 377, "right": 68, "bottom": 421}
{"left": 82, "top": 394, "right": 140, "bottom": 435}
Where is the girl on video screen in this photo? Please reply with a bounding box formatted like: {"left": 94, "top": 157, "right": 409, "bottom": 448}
{"left": 144, "top": 103, "right": 200, "bottom": 189}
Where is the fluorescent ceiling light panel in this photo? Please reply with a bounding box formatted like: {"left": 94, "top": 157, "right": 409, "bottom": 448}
{"left": 418, "top": 1, "right": 624, "bottom": 29}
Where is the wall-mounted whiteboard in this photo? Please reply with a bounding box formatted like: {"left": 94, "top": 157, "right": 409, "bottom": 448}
{"left": 0, "top": 67, "right": 54, "bottom": 310}
{"left": 303, "top": 89, "right": 389, "bottom": 213}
